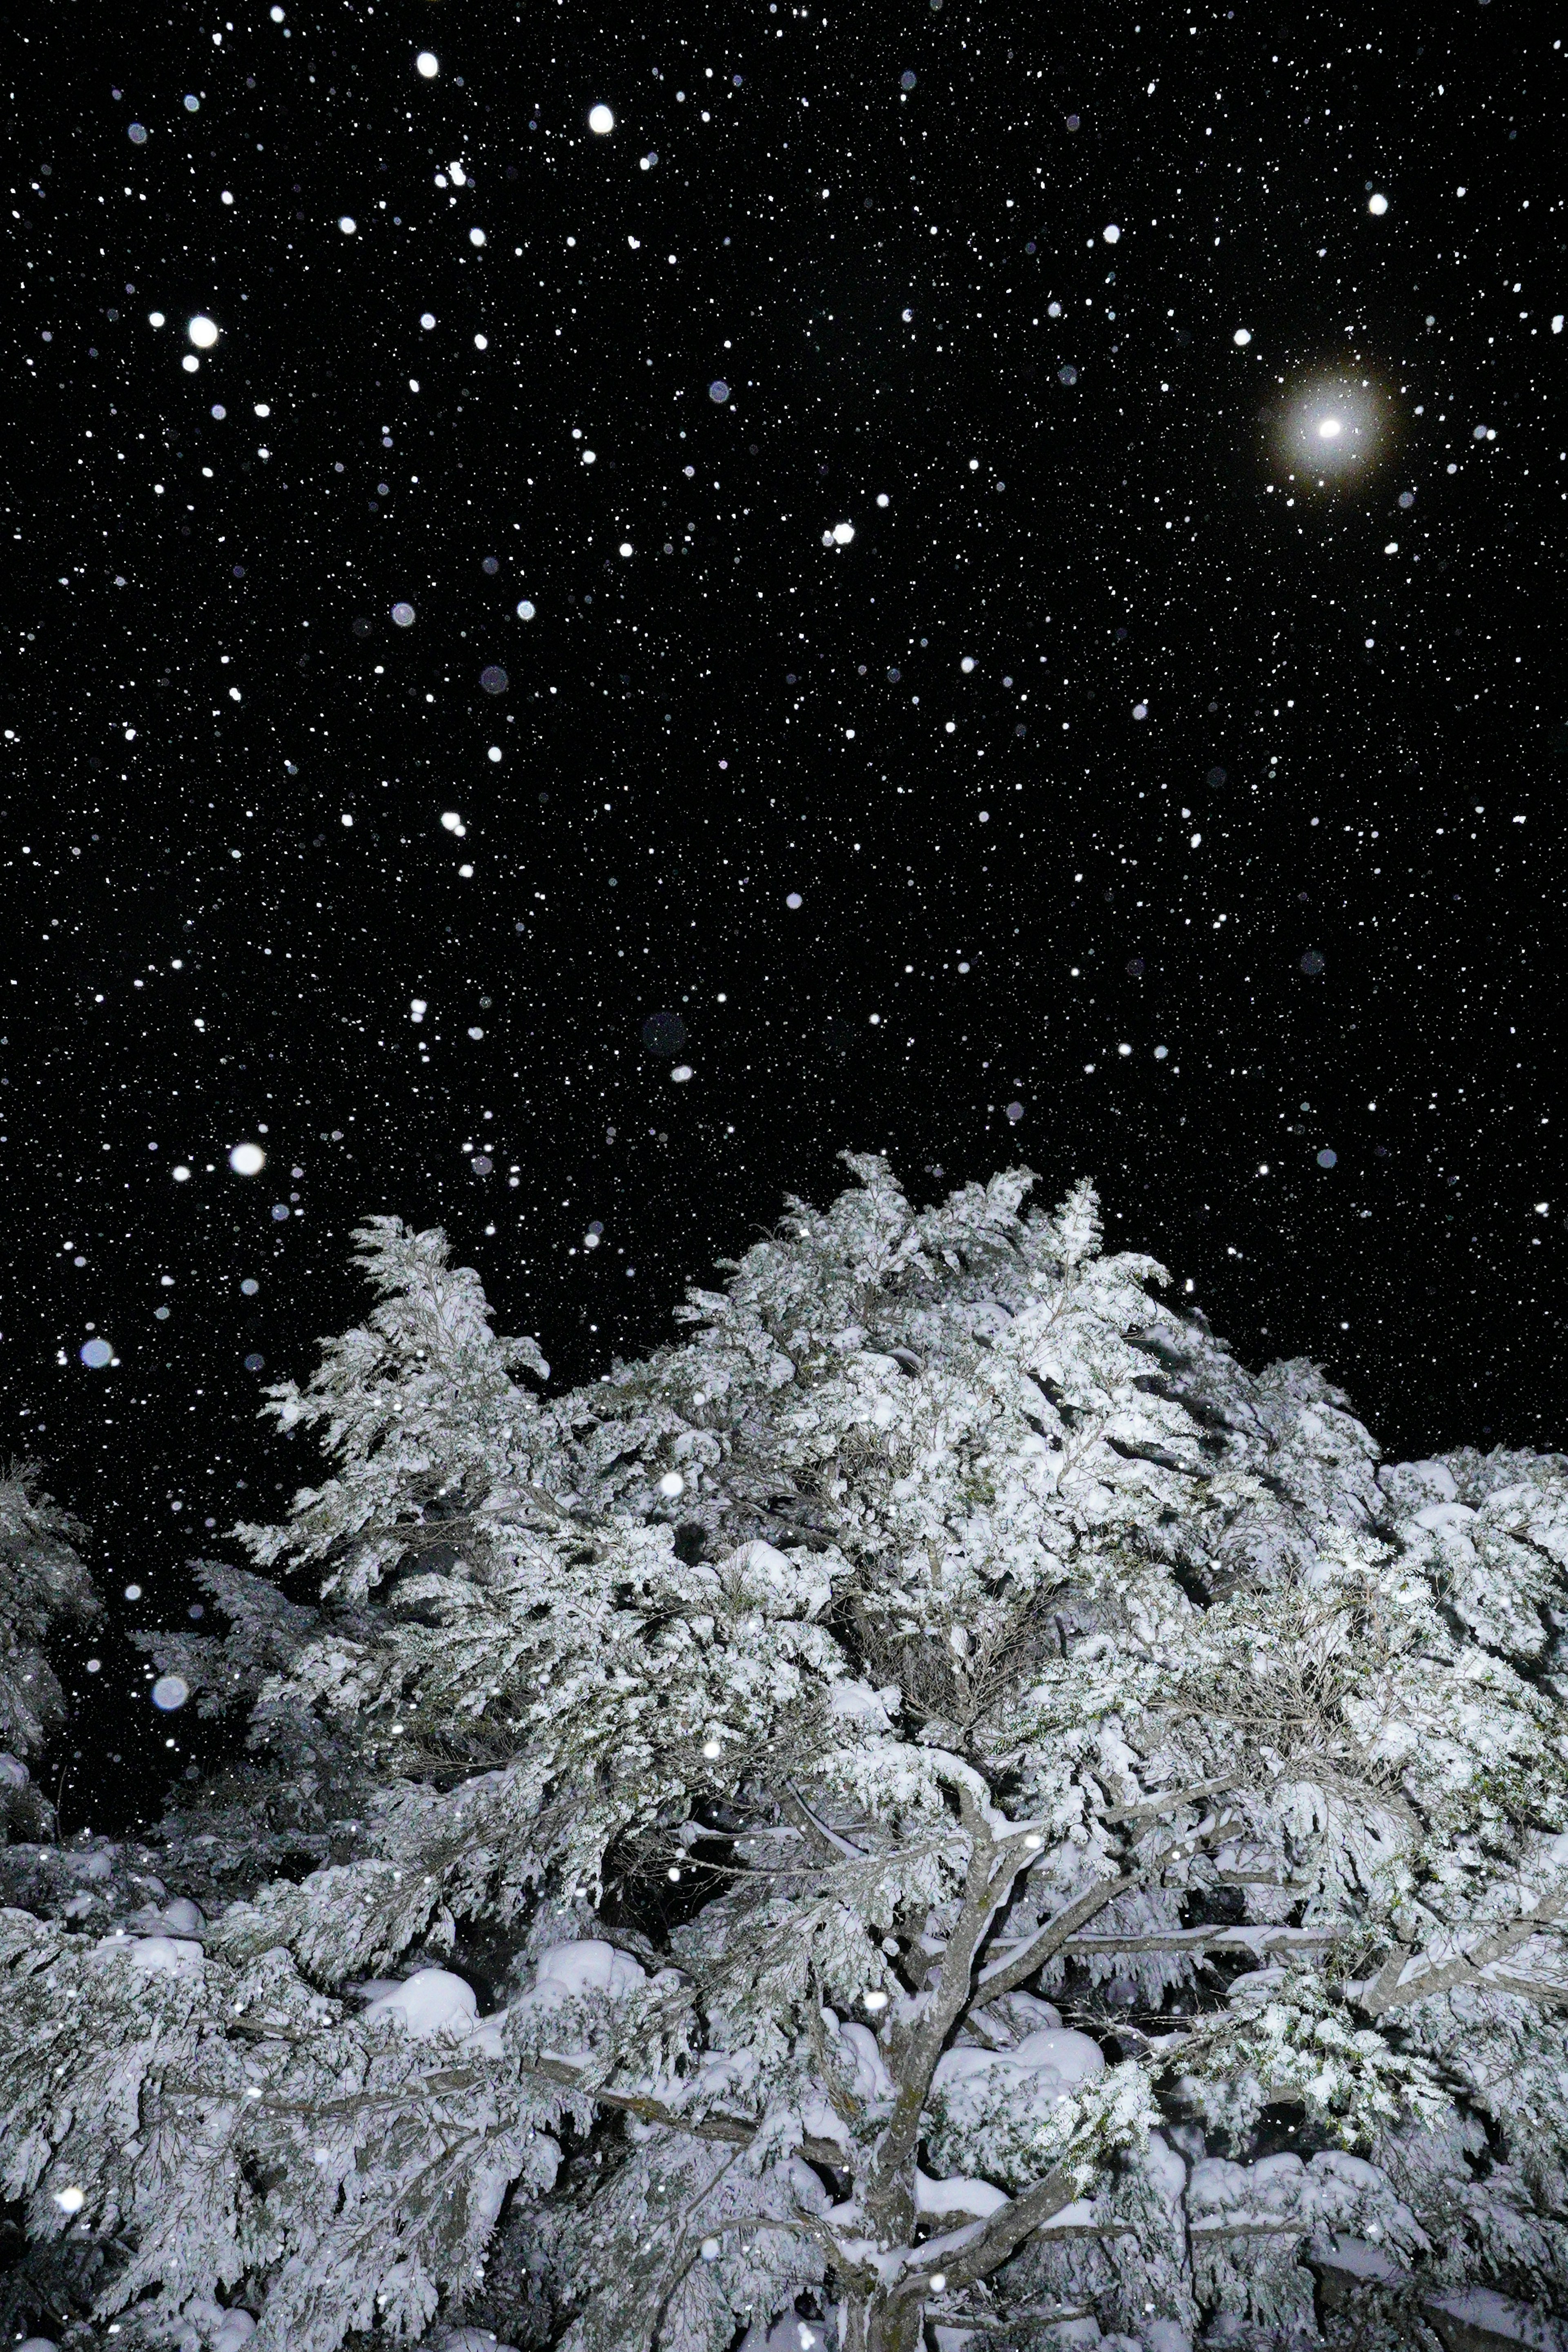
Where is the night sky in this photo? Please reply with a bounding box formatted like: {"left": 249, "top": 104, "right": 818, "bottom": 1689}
{"left": 6, "top": 2, "right": 1566, "bottom": 1825}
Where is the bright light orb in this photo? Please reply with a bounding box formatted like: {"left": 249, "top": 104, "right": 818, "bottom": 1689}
{"left": 1276, "top": 373, "right": 1388, "bottom": 482}
{"left": 415, "top": 50, "right": 439, "bottom": 78}
{"left": 188, "top": 314, "right": 219, "bottom": 348}
{"left": 229, "top": 1142, "right": 266, "bottom": 1175}
{"left": 588, "top": 103, "right": 615, "bottom": 134}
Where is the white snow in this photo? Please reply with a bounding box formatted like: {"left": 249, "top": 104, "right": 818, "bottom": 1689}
{"left": 188, "top": 315, "right": 219, "bottom": 349}
{"left": 124, "top": 1935, "right": 205, "bottom": 1973}
{"left": 1388, "top": 1458, "right": 1461, "bottom": 1503}
{"left": 521, "top": 1940, "right": 648, "bottom": 2006}
{"left": 1412, "top": 1501, "right": 1479, "bottom": 1534}
{"left": 228, "top": 1143, "right": 265, "bottom": 1175}
{"left": 834, "top": 2018, "right": 893, "bottom": 2098}
{"left": 361, "top": 1968, "right": 503, "bottom": 2055}
{"left": 1424, "top": 2286, "right": 1568, "bottom": 2348}
{"left": 827, "top": 1678, "right": 899, "bottom": 1730}
{"left": 588, "top": 104, "right": 615, "bottom": 134}
{"left": 416, "top": 51, "right": 439, "bottom": 77}
{"left": 210, "top": 2314, "right": 257, "bottom": 2352}
{"left": 931, "top": 2027, "right": 1104, "bottom": 2102}
{"left": 915, "top": 2168, "right": 1008, "bottom": 2218}
{"left": 1315, "top": 2235, "right": 1402, "bottom": 2282}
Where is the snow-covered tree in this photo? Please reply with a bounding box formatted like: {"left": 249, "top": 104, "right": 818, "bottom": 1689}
{"left": 0, "top": 1463, "right": 96, "bottom": 1842}
{"left": 4, "top": 1157, "right": 1568, "bottom": 2352}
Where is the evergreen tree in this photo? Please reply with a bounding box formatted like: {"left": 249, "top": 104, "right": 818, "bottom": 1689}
{"left": 4, "top": 1158, "right": 1568, "bottom": 2352}
{"left": 0, "top": 1463, "right": 96, "bottom": 1842}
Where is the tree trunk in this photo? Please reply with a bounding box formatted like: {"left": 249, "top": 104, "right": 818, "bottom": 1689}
{"left": 862, "top": 2289, "right": 925, "bottom": 2352}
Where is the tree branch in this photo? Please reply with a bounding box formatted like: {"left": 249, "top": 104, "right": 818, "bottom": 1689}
{"left": 891, "top": 2164, "right": 1086, "bottom": 2300}
{"left": 1359, "top": 1893, "right": 1568, "bottom": 2018}
{"left": 1101, "top": 1775, "right": 1238, "bottom": 1825}
{"left": 1050, "top": 1926, "right": 1337, "bottom": 1957}
{"left": 973, "top": 1874, "right": 1137, "bottom": 2003}
{"left": 973, "top": 1810, "right": 1240, "bottom": 2006}
{"left": 522, "top": 2053, "right": 848, "bottom": 2169}
{"left": 783, "top": 1784, "right": 868, "bottom": 1861}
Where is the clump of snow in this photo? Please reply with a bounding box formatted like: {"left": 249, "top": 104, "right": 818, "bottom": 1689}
{"left": 122, "top": 1934, "right": 205, "bottom": 1973}
{"left": 523, "top": 1940, "right": 648, "bottom": 2004}
{"left": 827, "top": 1678, "right": 900, "bottom": 1730}
{"left": 362, "top": 1968, "right": 487, "bottom": 2040}
{"left": 915, "top": 2167, "right": 1008, "bottom": 2217}
{"left": 129, "top": 1896, "right": 206, "bottom": 1938}
{"left": 1379, "top": 1457, "right": 1461, "bottom": 1510}
{"left": 833, "top": 2016, "right": 893, "bottom": 2102}
{"left": 210, "top": 2314, "right": 257, "bottom": 2352}
{"left": 932, "top": 2026, "right": 1105, "bottom": 2102}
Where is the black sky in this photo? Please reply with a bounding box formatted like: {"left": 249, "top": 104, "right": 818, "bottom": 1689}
{"left": 4, "top": 0, "right": 1566, "bottom": 1823}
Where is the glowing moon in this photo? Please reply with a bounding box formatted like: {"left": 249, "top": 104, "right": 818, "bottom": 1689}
{"left": 1274, "top": 374, "right": 1389, "bottom": 482}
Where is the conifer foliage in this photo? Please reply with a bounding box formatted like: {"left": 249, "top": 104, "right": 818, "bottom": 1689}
{"left": 4, "top": 1156, "right": 1568, "bottom": 2352}
{"left": 0, "top": 1465, "right": 96, "bottom": 1840}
